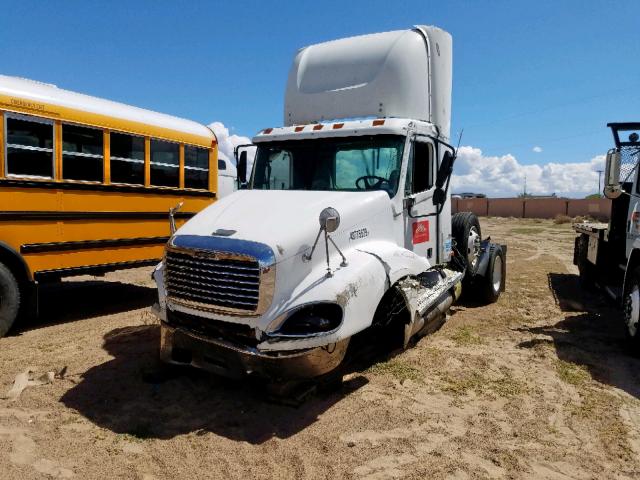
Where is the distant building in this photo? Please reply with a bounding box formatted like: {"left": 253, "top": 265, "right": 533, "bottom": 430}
{"left": 517, "top": 193, "right": 565, "bottom": 199}
{"left": 452, "top": 192, "right": 487, "bottom": 199}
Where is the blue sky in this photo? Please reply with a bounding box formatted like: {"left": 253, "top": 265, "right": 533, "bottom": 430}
{"left": 2, "top": 0, "right": 639, "bottom": 196}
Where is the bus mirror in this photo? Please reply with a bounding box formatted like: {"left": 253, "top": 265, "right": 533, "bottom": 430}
{"left": 238, "top": 151, "right": 248, "bottom": 185}
{"left": 604, "top": 150, "right": 622, "bottom": 199}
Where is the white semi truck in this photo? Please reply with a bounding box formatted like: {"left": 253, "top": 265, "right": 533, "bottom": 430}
{"left": 152, "top": 26, "right": 506, "bottom": 381}
{"left": 574, "top": 123, "right": 640, "bottom": 343}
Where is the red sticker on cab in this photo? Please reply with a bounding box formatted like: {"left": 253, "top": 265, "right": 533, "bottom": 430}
{"left": 412, "top": 220, "right": 430, "bottom": 244}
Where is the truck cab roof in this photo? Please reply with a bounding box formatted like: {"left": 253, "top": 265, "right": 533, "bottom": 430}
{"left": 252, "top": 117, "right": 438, "bottom": 144}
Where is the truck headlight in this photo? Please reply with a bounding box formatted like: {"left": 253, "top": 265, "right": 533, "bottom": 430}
{"left": 275, "top": 303, "right": 343, "bottom": 336}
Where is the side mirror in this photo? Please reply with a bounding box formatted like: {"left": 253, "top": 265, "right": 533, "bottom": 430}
{"left": 234, "top": 143, "right": 254, "bottom": 189}
{"left": 432, "top": 150, "right": 455, "bottom": 206}
{"left": 237, "top": 151, "right": 247, "bottom": 186}
{"left": 436, "top": 150, "right": 455, "bottom": 189}
{"left": 604, "top": 150, "right": 622, "bottom": 199}
{"left": 168, "top": 201, "right": 184, "bottom": 235}
{"left": 319, "top": 207, "right": 341, "bottom": 233}
{"left": 403, "top": 197, "right": 415, "bottom": 211}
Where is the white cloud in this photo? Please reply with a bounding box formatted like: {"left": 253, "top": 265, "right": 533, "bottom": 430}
{"left": 532, "top": 146, "right": 543, "bottom": 153}
{"left": 452, "top": 146, "right": 605, "bottom": 198}
{"left": 208, "top": 122, "right": 256, "bottom": 170}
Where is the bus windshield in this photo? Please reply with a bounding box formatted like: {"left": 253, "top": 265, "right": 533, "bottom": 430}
{"left": 251, "top": 135, "right": 405, "bottom": 196}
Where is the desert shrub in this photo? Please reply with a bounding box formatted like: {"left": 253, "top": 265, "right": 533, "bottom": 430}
{"left": 553, "top": 214, "right": 572, "bottom": 224}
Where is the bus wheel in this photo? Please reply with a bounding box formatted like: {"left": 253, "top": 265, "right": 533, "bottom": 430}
{"left": 0, "top": 263, "right": 20, "bottom": 337}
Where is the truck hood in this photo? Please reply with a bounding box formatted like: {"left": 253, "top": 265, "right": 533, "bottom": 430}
{"left": 175, "top": 189, "right": 394, "bottom": 263}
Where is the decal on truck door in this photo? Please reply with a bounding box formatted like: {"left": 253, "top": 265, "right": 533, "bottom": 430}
{"left": 412, "top": 220, "right": 430, "bottom": 244}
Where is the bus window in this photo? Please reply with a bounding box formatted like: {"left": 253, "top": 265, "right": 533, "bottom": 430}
{"left": 62, "top": 124, "right": 104, "bottom": 182}
{"left": 5, "top": 114, "right": 54, "bottom": 178}
{"left": 218, "top": 159, "right": 227, "bottom": 170}
{"left": 110, "top": 132, "right": 144, "bottom": 185}
{"left": 150, "top": 139, "right": 179, "bottom": 187}
{"left": 184, "top": 145, "right": 209, "bottom": 189}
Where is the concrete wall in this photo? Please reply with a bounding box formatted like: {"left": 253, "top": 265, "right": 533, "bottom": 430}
{"left": 453, "top": 197, "right": 611, "bottom": 220}
{"left": 487, "top": 199, "right": 524, "bottom": 218}
{"left": 567, "top": 199, "right": 611, "bottom": 219}
{"left": 524, "top": 199, "right": 568, "bottom": 219}
{"left": 454, "top": 198, "right": 489, "bottom": 216}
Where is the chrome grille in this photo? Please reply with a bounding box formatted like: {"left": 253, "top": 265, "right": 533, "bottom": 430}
{"left": 165, "top": 248, "right": 261, "bottom": 312}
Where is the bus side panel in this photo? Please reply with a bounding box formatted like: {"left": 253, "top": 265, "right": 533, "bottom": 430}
{"left": 0, "top": 186, "right": 213, "bottom": 277}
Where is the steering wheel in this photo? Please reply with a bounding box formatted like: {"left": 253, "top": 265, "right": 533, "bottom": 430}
{"left": 356, "top": 175, "right": 389, "bottom": 191}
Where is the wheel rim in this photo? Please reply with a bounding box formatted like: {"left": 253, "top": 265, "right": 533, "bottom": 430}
{"left": 467, "top": 227, "right": 481, "bottom": 270}
{"left": 492, "top": 255, "right": 502, "bottom": 292}
{"left": 624, "top": 284, "right": 640, "bottom": 337}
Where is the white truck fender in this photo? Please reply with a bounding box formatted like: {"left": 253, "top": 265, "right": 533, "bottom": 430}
{"left": 257, "top": 249, "right": 389, "bottom": 351}
{"left": 356, "top": 240, "right": 432, "bottom": 287}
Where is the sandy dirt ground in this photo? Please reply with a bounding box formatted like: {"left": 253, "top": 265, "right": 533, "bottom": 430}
{"left": 1, "top": 217, "right": 640, "bottom": 479}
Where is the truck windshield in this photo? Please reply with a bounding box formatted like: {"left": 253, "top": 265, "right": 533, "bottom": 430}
{"left": 251, "top": 135, "right": 405, "bottom": 196}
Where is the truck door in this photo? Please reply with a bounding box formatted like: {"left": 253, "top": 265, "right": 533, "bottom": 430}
{"left": 403, "top": 138, "right": 438, "bottom": 261}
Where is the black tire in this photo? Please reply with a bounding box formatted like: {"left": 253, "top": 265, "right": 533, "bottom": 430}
{"left": 623, "top": 267, "right": 640, "bottom": 345}
{"left": 477, "top": 246, "right": 504, "bottom": 304}
{"left": 452, "top": 212, "right": 482, "bottom": 275}
{"left": 0, "top": 262, "right": 20, "bottom": 337}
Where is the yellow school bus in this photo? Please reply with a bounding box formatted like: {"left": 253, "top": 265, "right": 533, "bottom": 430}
{"left": 0, "top": 75, "right": 218, "bottom": 336}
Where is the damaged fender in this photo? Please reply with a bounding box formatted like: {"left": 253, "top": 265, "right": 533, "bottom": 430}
{"left": 257, "top": 248, "right": 389, "bottom": 351}
{"left": 258, "top": 240, "right": 433, "bottom": 351}
{"left": 356, "top": 240, "right": 432, "bottom": 287}
{"left": 358, "top": 241, "right": 463, "bottom": 347}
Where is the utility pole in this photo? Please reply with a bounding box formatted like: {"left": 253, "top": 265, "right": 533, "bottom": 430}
{"left": 596, "top": 169, "right": 603, "bottom": 197}
{"left": 523, "top": 174, "right": 527, "bottom": 198}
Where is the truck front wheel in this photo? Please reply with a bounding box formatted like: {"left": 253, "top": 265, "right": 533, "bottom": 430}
{"left": 624, "top": 268, "right": 640, "bottom": 345}
{"left": 0, "top": 262, "right": 20, "bottom": 337}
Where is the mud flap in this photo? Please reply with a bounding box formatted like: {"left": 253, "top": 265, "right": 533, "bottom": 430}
{"left": 474, "top": 241, "right": 507, "bottom": 292}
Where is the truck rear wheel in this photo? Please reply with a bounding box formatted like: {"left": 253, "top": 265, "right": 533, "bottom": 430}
{"left": 452, "top": 212, "right": 482, "bottom": 275}
{"left": 0, "top": 262, "right": 20, "bottom": 337}
{"left": 477, "top": 246, "right": 504, "bottom": 304}
{"left": 623, "top": 268, "right": 640, "bottom": 345}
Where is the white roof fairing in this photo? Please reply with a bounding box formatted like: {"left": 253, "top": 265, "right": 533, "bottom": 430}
{"left": 284, "top": 26, "right": 452, "bottom": 140}
{"left": 0, "top": 75, "right": 213, "bottom": 141}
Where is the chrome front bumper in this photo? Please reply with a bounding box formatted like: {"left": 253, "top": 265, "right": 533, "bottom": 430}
{"left": 160, "top": 322, "right": 349, "bottom": 381}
